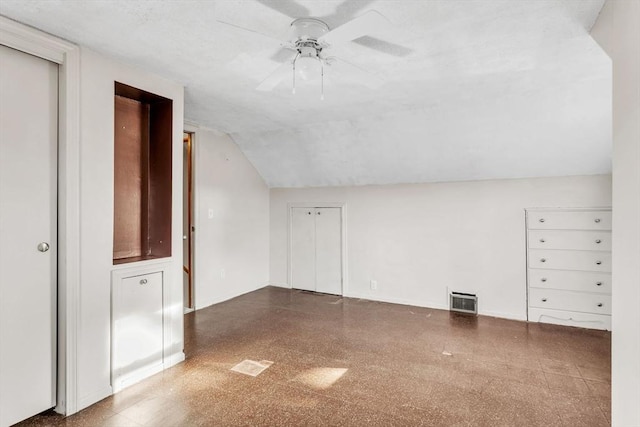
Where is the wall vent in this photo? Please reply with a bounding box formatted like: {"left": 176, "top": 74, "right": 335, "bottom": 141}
{"left": 450, "top": 292, "right": 478, "bottom": 315}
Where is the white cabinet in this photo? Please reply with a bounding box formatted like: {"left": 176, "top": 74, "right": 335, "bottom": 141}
{"left": 526, "top": 208, "right": 612, "bottom": 330}
{"left": 112, "top": 265, "right": 173, "bottom": 392}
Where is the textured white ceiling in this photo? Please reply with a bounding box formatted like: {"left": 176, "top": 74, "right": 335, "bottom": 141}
{"left": 0, "top": 0, "right": 610, "bottom": 187}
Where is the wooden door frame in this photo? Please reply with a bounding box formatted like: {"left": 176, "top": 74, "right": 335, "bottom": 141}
{"left": 183, "top": 131, "right": 195, "bottom": 310}
{"left": 287, "top": 202, "right": 348, "bottom": 296}
{"left": 0, "top": 17, "right": 81, "bottom": 416}
{"left": 184, "top": 121, "right": 199, "bottom": 309}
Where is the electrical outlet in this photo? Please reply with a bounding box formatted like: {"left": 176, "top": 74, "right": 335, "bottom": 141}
{"left": 370, "top": 280, "right": 377, "bottom": 290}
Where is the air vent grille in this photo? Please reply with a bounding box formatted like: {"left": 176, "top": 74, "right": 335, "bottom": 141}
{"left": 450, "top": 292, "right": 478, "bottom": 315}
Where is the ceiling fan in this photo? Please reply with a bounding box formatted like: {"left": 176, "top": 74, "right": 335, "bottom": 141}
{"left": 218, "top": 1, "right": 410, "bottom": 97}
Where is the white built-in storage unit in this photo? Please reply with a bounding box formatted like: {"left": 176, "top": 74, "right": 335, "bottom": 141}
{"left": 526, "top": 208, "right": 612, "bottom": 330}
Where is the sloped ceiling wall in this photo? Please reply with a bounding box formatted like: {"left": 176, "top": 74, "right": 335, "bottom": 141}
{"left": 0, "top": 0, "right": 611, "bottom": 187}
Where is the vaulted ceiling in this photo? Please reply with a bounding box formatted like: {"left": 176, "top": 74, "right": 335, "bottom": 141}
{"left": 0, "top": 0, "right": 610, "bottom": 187}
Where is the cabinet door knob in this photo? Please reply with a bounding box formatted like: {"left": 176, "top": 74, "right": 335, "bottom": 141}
{"left": 542, "top": 298, "right": 547, "bottom": 302}
{"left": 540, "top": 258, "right": 546, "bottom": 263}
{"left": 596, "top": 261, "right": 602, "bottom": 265}
{"left": 539, "top": 238, "right": 546, "bottom": 243}
{"left": 594, "top": 218, "right": 601, "bottom": 223}
{"left": 140, "top": 279, "right": 148, "bottom": 285}
{"left": 597, "top": 303, "right": 603, "bottom": 307}
{"left": 541, "top": 278, "right": 547, "bottom": 282}
{"left": 539, "top": 218, "right": 545, "bottom": 223}
{"left": 596, "top": 282, "right": 602, "bottom": 286}
{"left": 595, "top": 239, "right": 602, "bottom": 244}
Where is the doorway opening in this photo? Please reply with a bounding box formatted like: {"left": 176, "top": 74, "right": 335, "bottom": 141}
{"left": 183, "top": 131, "right": 195, "bottom": 312}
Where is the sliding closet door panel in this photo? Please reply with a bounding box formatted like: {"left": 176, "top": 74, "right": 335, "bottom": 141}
{"left": 291, "top": 208, "right": 316, "bottom": 291}
{"left": 315, "top": 208, "right": 342, "bottom": 295}
{"left": 0, "top": 45, "right": 57, "bottom": 427}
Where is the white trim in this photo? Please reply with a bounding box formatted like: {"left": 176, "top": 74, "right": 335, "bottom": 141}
{"left": 0, "top": 16, "right": 81, "bottom": 416}
{"left": 287, "top": 202, "right": 348, "bottom": 296}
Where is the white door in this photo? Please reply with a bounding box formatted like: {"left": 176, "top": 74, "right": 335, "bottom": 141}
{"left": 0, "top": 45, "right": 58, "bottom": 427}
{"left": 290, "top": 207, "right": 342, "bottom": 295}
{"left": 315, "top": 208, "right": 342, "bottom": 295}
{"left": 291, "top": 208, "right": 315, "bottom": 291}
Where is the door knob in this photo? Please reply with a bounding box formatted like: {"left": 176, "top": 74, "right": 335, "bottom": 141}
{"left": 183, "top": 235, "right": 187, "bottom": 240}
{"left": 37, "top": 242, "right": 50, "bottom": 252}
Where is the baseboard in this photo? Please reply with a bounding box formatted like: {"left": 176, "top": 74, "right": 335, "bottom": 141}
{"left": 479, "top": 309, "right": 527, "bottom": 322}
{"left": 164, "top": 351, "right": 186, "bottom": 368}
{"left": 344, "top": 292, "right": 449, "bottom": 311}
{"left": 267, "top": 282, "right": 290, "bottom": 288}
{"left": 76, "top": 385, "right": 113, "bottom": 413}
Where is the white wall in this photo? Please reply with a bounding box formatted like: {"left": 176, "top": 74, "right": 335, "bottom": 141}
{"left": 271, "top": 175, "right": 612, "bottom": 320}
{"left": 592, "top": 1, "right": 640, "bottom": 425}
{"left": 193, "top": 128, "right": 269, "bottom": 309}
{"left": 77, "top": 48, "right": 184, "bottom": 409}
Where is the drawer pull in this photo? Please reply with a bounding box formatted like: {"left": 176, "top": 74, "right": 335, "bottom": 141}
{"left": 539, "top": 238, "right": 546, "bottom": 243}
{"left": 541, "top": 298, "right": 548, "bottom": 302}
{"left": 541, "top": 277, "right": 547, "bottom": 282}
{"left": 539, "top": 218, "right": 545, "bottom": 223}
{"left": 596, "top": 261, "right": 602, "bottom": 265}
{"left": 596, "top": 282, "right": 603, "bottom": 286}
{"left": 597, "top": 303, "right": 603, "bottom": 307}
{"left": 139, "top": 279, "right": 148, "bottom": 285}
{"left": 540, "top": 258, "right": 547, "bottom": 263}
{"left": 594, "top": 218, "right": 601, "bottom": 223}
{"left": 595, "top": 239, "right": 602, "bottom": 244}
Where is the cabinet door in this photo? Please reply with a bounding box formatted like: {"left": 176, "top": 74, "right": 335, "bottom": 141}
{"left": 315, "top": 208, "right": 342, "bottom": 295}
{"left": 291, "top": 208, "right": 316, "bottom": 291}
{"left": 113, "top": 272, "right": 164, "bottom": 383}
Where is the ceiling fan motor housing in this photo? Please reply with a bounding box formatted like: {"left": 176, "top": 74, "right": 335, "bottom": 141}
{"left": 291, "top": 18, "right": 329, "bottom": 48}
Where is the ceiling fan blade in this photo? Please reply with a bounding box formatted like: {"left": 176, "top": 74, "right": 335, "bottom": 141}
{"left": 216, "top": 20, "right": 283, "bottom": 44}
{"left": 333, "top": 0, "right": 376, "bottom": 22}
{"left": 318, "top": 10, "right": 391, "bottom": 47}
{"left": 255, "top": 0, "right": 310, "bottom": 19}
{"left": 329, "top": 57, "right": 384, "bottom": 89}
{"left": 256, "top": 61, "right": 293, "bottom": 91}
{"left": 352, "top": 36, "right": 413, "bottom": 57}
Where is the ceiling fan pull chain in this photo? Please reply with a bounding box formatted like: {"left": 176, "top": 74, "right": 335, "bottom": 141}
{"left": 292, "top": 51, "right": 300, "bottom": 94}
{"left": 320, "top": 59, "right": 324, "bottom": 101}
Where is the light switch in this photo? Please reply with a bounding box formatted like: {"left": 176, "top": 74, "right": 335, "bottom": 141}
{"left": 208, "top": 208, "right": 214, "bottom": 219}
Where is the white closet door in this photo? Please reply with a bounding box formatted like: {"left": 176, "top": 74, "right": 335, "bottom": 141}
{"left": 291, "top": 208, "right": 316, "bottom": 291}
{"left": 315, "top": 208, "right": 342, "bottom": 295}
{"left": 0, "top": 45, "right": 58, "bottom": 427}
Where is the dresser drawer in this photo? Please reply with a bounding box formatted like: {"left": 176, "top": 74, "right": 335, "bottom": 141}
{"left": 528, "top": 269, "right": 611, "bottom": 294}
{"left": 528, "top": 307, "right": 611, "bottom": 330}
{"left": 527, "top": 210, "right": 611, "bottom": 230}
{"left": 528, "top": 230, "right": 611, "bottom": 251}
{"left": 528, "top": 249, "right": 611, "bottom": 272}
{"left": 529, "top": 288, "right": 611, "bottom": 314}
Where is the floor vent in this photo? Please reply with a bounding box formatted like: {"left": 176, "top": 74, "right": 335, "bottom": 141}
{"left": 450, "top": 292, "right": 478, "bottom": 315}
